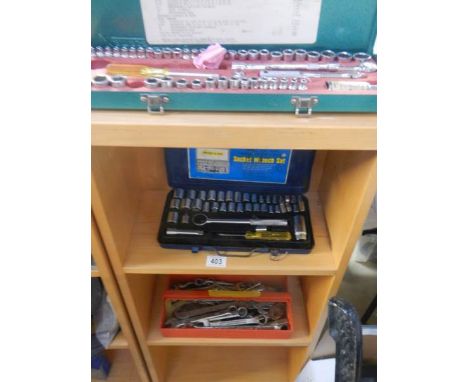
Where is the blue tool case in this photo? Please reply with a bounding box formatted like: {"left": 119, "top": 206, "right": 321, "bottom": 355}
{"left": 158, "top": 148, "right": 315, "bottom": 254}
{"left": 91, "top": 0, "right": 377, "bottom": 115}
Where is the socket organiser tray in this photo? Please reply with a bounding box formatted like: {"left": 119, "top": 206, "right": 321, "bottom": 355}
{"left": 91, "top": 0, "right": 377, "bottom": 113}
{"left": 157, "top": 188, "right": 314, "bottom": 254}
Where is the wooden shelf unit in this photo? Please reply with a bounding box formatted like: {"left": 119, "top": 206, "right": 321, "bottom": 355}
{"left": 92, "top": 217, "right": 151, "bottom": 382}
{"left": 92, "top": 111, "right": 376, "bottom": 382}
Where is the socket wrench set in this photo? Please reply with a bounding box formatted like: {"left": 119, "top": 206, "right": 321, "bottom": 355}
{"left": 161, "top": 276, "right": 293, "bottom": 339}
{"left": 91, "top": 0, "right": 377, "bottom": 113}
{"left": 158, "top": 148, "right": 315, "bottom": 255}
{"left": 158, "top": 188, "right": 313, "bottom": 253}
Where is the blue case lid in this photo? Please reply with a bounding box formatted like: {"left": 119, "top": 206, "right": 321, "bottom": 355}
{"left": 165, "top": 148, "right": 315, "bottom": 194}
{"left": 92, "top": 0, "right": 376, "bottom": 53}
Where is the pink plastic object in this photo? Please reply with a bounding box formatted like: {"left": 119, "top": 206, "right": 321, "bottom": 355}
{"left": 193, "top": 43, "right": 227, "bottom": 69}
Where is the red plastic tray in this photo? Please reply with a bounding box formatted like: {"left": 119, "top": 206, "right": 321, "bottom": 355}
{"left": 160, "top": 276, "right": 293, "bottom": 339}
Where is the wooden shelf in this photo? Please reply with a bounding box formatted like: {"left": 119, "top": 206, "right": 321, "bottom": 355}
{"left": 163, "top": 346, "right": 288, "bottom": 382}
{"left": 123, "top": 190, "right": 335, "bottom": 276}
{"left": 92, "top": 349, "right": 141, "bottom": 382}
{"left": 147, "top": 276, "right": 310, "bottom": 347}
{"left": 108, "top": 331, "right": 129, "bottom": 349}
{"left": 92, "top": 110, "right": 376, "bottom": 150}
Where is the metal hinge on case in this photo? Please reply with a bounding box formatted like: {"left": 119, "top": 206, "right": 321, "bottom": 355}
{"left": 291, "top": 96, "right": 319, "bottom": 117}
{"left": 140, "top": 94, "right": 169, "bottom": 114}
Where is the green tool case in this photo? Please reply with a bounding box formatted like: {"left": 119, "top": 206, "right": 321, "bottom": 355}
{"left": 91, "top": 0, "right": 377, "bottom": 114}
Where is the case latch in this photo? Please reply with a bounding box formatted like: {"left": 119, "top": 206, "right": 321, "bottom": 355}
{"left": 291, "top": 96, "right": 319, "bottom": 117}
{"left": 140, "top": 94, "right": 169, "bottom": 114}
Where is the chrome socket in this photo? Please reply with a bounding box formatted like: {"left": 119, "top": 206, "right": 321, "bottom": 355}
{"left": 229, "top": 76, "right": 241, "bottom": 89}
{"left": 182, "top": 48, "right": 191, "bottom": 60}
{"left": 218, "top": 202, "right": 227, "bottom": 212}
{"left": 176, "top": 79, "right": 188, "bottom": 89}
{"left": 92, "top": 75, "right": 109, "bottom": 88}
{"left": 167, "top": 211, "right": 179, "bottom": 224}
{"left": 109, "top": 75, "right": 127, "bottom": 88}
{"left": 337, "top": 51, "right": 353, "bottom": 63}
{"left": 112, "top": 46, "right": 120, "bottom": 57}
{"left": 191, "top": 79, "right": 203, "bottom": 89}
{"left": 259, "top": 49, "right": 270, "bottom": 61}
{"left": 320, "top": 50, "right": 336, "bottom": 62}
{"left": 226, "top": 50, "right": 238, "bottom": 60}
{"left": 91, "top": 47, "right": 96, "bottom": 57}
{"left": 207, "top": 190, "right": 217, "bottom": 201}
{"left": 247, "top": 49, "right": 259, "bottom": 60}
{"left": 181, "top": 198, "right": 192, "bottom": 210}
{"left": 190, "top": 48, "right": 199, "bottom": 58}
{"left": 205, "top": 77, "right": 217, "bottom": 89}
{"left": 270, "top": 51, "right": 283, "bottom": 61}
{"left": 172, "top": 48, "right": 182, "bottom": 58}
{"left": 288, "top": 78, "right": 298, "bottom": 90}
{"left": 240, "top": 78, "right": 250, "bottom": 90}
{"left": 145, "top": 47, "right": 155, "bottom": 58}
{"left": 104, "top": 46, "right": 113, "bottom": 57}
{"left": 217, "top": 190, "right": 225, "bottom": 202}
{"left": 295, "top": 49, "right": 307, "bottom": 62}
{"left": 192, "top": 198, "right": 203, "bottom": 211}
{"left": 198, "top": 190, "right": 207, "bottom": 200}
{"left": 160, "top": 76, "right": 173, "bottom": 88}
{"left": 218, "top": 76, "right": 228, "bottom": 90}
{"left": 228, "top": 202, "right": 236, "bottom": 213}
{"left": 212, "top": 201, "right": 220, "bottom": 212}
{"left": 188, "top": 189, "right": 197, "bottom": 199}
{"left": 170, "top": 198, "right": 181, "bottom": 210}
{"left": 202, "top": 201, "right": 210, "bottom": 213}
{"left": 353, "top": 52, "right": 372, "bottom": 62}
{"left": 144, "top": 77, "right": 160, "bottom": 88}
{"left": 137, "top": 46, "right": 146, "bottom": 58}
{"left": 95, "top": 46, "right": 104, "bottom": 57}
{"left": 129, "top": 46, "right": 137, "bottom": 58}
{"left": 283, "top": 49, "right": 295, "bottom": 62}
{"left": 120, "top": 47, "right": 129, "bottom": 58}
{"left": 306, "top": 51, "right": 321, "bottom": 62}
{"left": 162, "top": 47, "right": 173, "bottom": 58}
{"left": 174, "top": 188, "right": 185, "bottom": 199}
{"left": 250, "top": 77, "right": 259, "bottom": 89}
{"left": 259, "top": 78, "right": 269, "bottom": 90}
{"left": 279, "top": 78, "right": 289, "bottom": 90}
{"left": 298, "top": 78, "right": 309, "bottom": 91}
{"left": 225, "top": 190, "right": 233, "bottom": 202}
{"left": 237, "top": 50, "right": 248, "bottom": 60}
{"left": 268, "top": 77, "right": 279, "bottom": 90}
{"left": 181, "top": 213, "right": 190, "bottom": 224}
{"left": 153, "top": 48, "right": 162, "bottom": 59}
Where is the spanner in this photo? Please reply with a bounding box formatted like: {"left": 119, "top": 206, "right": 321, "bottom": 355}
{"left": 204, "top": 315, "right": 269, "bottom": 328}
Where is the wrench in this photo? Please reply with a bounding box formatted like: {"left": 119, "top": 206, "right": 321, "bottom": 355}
{"left": 174, "top": 302, "right": 238, "bottom": 320}
{"left": 260, "top": 70, "right": 367, "bottom": 79}
{"left": 204, "top": 314, "right": 269, "bottom": 328}
{"left": 192, "top": 213, "right": 288, "bottom": 227}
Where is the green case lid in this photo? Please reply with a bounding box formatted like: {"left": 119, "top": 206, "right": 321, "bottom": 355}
{"left": 92, "top": 0, "right": 376, "bottom": 53}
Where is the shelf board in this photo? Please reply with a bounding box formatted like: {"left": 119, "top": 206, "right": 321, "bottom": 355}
{"left": 163, "top": 346, "right": 288, "bottom": 382}
{"left": 92, "top": 349, "right": 141, "bottom": 382}
{"left": 108, "top": 331, "right": 128, "bottom": 349}
{"left": 147, "top": 276, "right": 310, "bottom": 347}
{"left": 92, "top": 110, "right": 376, "bottom": 150}
{"left": 123, "top": 190, "right": 335, "bottom": 275}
